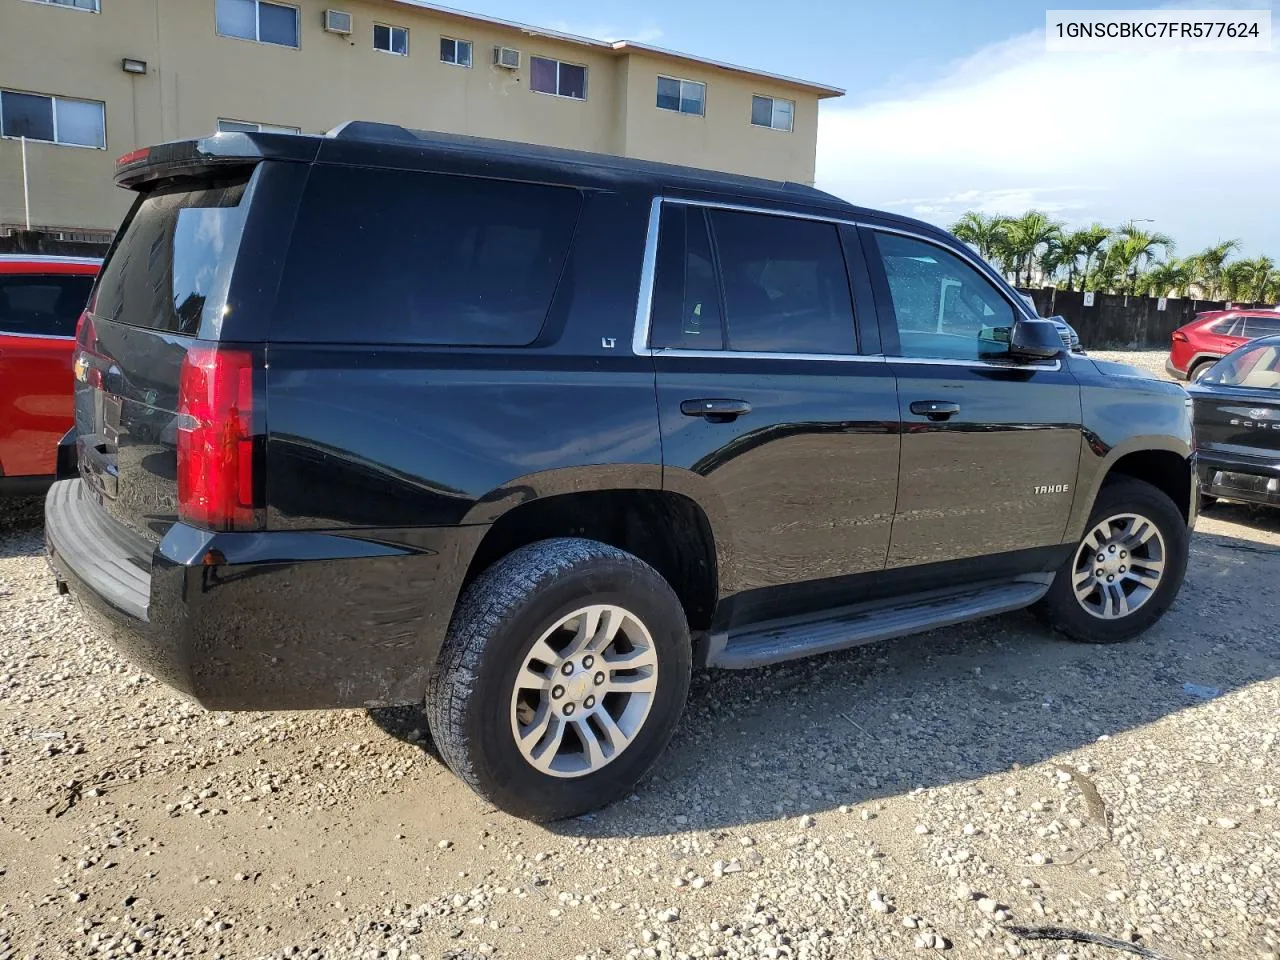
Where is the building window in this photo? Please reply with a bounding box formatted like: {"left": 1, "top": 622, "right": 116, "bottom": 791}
{"left": 440, "top": 36, "right": 472, "bottom": 67}
{"left": 216, "top": 0, "right": 299, "bottom": 48}
{"left": 750, "top": 95, "right": 794, "bottom": 132}
{"left": 373, "top": 23, "right": 408, "bottom": 56}
{"left": 217, "top": 118, "right": 300, "bottom": 134}
{"left": 0, "top": 90, "right": 105, "bottom": 148}
{"left": 529, "top": 56, "right": 587, "bottom": 100}
{"left": 656, "top": 76, "right": 706, "bottom": 116}
{"left": 24, "top": 0, "right": 100, "bottom": 11}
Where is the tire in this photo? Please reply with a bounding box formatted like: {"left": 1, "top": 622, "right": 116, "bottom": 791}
{"left": 425, "top": 538, "right": 692, "bottom": 821}
{"left": 1034, "top": 476, "right": 1189, "bottom": 644}
{"left": 1188, "top": 359, "right": 1216, "bottom": 382}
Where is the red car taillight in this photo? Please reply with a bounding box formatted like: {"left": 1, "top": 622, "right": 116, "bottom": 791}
{"left": 177, "top": 344, "right": 260, "bottom": 531}
{"left": 1171, "top": 330, "right": 1189, "bottom": 343}
{"left": 73, "top": 309, "right": 104, "bottom": 389}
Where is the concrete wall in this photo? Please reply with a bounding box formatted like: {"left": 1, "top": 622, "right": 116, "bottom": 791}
{"left": 0, "top": 0, "right": 835, "bottom": 233}
{"left": 1020, "top": 287, "right": 1268, "bottom": 348}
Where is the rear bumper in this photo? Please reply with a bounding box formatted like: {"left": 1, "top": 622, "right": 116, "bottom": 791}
{"left": 45, "top": 479, "right": 486, "bottom": 710}
{"left": 1197, "top": 450, "right": 1280, "bottom": 507}
{"left": 1165, "top": 357, "right": 1187, "bottom": 381}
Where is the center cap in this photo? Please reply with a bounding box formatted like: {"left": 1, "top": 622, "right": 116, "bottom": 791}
{"left": 563, "top": 668, "right": 593, "bottom": 703}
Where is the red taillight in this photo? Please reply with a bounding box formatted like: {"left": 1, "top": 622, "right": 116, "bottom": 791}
{"left": 73, "top": 310, "right": 104, "bottom": 389}
{"left": 177, "top": 344, "right": 259, "bottom": 531}
{"left": 1171, "top": 330, "right": 1189, "bottom": 343}
{"left": 116, "top": 147, "right": 150, "bottom": 167}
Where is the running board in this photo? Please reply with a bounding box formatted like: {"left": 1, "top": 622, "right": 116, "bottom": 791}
{"left": 709, "top": 577, "right": 1053, "bottom": 670}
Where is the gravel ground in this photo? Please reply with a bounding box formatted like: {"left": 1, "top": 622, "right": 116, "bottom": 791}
{"left": 2, "top": 353, "right": 1278, "bottom": 960}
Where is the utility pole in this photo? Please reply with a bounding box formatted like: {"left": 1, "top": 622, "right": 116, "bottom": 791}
{"left": 21, "top": 136, "right": 31, "bottom": 230}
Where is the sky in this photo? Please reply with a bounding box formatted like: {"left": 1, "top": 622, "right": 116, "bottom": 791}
{"left": 458, "top": 0, "right": 1280, "bottom": 259}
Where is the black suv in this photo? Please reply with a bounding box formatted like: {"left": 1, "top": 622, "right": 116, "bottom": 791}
{"left": 47, "top": 124, "right": 1197, "bottom": 821}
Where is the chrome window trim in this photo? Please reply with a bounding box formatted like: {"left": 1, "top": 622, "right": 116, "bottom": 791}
{"left": 631, "top": 195, "right": 1058, "bottom": 374}
{"left": 653, "top": 348, "right": 887, "bottom": 363}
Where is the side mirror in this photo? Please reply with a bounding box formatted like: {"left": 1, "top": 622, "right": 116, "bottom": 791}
{"left": 1009, "top": 319, "right": 1064, "bottom": 360}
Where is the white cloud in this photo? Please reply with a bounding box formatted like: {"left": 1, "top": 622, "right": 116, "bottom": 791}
{"left": 816, "top": 28, "right": 1280, "bottom": 256}
{"left": 545, "top": 21, "right": 664, "bottom": 44}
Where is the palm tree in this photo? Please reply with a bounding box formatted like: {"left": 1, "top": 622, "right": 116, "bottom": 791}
{"left": 950, "top": 212, "right": 1007, "bottom": 262}
{"left": 1135, "top": 258, "right": 1192, "bottom": 298}
{"left": 1234, "top": 256, "right": 1276, "bottom": 304}
{"left": 1054, "top": 229, "right": 1093, "bottom": 291}
{"left": 1219, "top": 261, "right": 1255, "bottom": 302}
{"left": 1076, "top": 225, "right": 1112, "bottom": 291}
{"left": 1186, "top": 240, "right": 1240, "bottom": 299}
{"left": 1002, "top": 211, "right": 1062, "bottom": 288}
{"left": 1114, "top": 222, "right": 1174, "bottom": 295}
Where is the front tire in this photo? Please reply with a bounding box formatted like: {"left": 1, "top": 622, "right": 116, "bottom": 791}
{"left": 425, "top": 538, "right": 691, "bottom": 821}
{"left": 1035, "top": 477, "right": 1189, "bottom": 644}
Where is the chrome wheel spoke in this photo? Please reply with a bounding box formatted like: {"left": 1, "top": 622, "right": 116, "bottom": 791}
{"left": 1104, "top": 583, "right": 1130, "bottom": 618}
{"left": 1125, "top": 519, "right": 1158, "bottom": 549}
{"left": 1072, "top": 569, "right": 1095, "bottom": 596}
{"left": 1126, "top": 566, "right": 1162, "bottom": 589}
{"left": 575, "top": 718, "right": 607, "bottom": 768}
{"left": 592, "top": 708, "right": 628, "bottom": 755}
{"left": 517, "top": 664, "right": 553, "bottom": 692}
{"left": 602, "top": 645, "right": 659, "bottom": 670}
{"left": 605, "top": 669, "right": 658, "bottom": 696}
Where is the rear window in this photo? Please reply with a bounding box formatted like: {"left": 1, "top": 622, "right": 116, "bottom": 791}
{"left": 272, "top": 166, "right": 582, "bottom": 345}
{"left": 93, "top": 177, "right": 251, "bottom": 335}
{"left": 0, "top": 273, "right": 95, "bottom": 337}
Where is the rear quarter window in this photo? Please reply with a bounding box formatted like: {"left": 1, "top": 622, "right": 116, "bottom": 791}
{"left": 272, "top": 166, "right": 582, "bottom": 346}
{"left": 0, "top": 273, "right": 95, "bottom": 337}
{"left": 92, "top": 177, "right": 250, "bottom": 336}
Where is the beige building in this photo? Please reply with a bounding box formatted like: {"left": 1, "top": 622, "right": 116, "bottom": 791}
{"left": 0, "top": 0, "right": 843, "bottom": 236}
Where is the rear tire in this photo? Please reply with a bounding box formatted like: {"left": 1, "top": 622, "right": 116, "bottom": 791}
{"left": 1188, "top": 359, "right": 1215, "bottom": 382}
{"left": 425, "top": 538, "right": 691, "bottom": 821}
{"left": 1035, "top": 477, "right": 1188, "bottom": 644}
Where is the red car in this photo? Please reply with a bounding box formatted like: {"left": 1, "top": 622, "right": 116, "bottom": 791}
{"left": 1167, "top": 308, "right": 1280, "bottom": 382}
{"left": 0, "top": 254, "right": 101, "bottom": 494}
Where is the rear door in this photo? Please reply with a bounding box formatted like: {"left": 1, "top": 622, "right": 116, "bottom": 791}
{"left": 862, "top": 227, "right": 1082, "bottom": 568}
{"left": 0, "top": 266, "right": 95, "bottom": 477}
{"left": 649, "top": 200, "right": 900, "bottom": 624}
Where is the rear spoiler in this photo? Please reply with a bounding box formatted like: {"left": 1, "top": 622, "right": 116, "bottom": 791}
{"left": 114, "top": 132, "right": 322, "bottom": 189}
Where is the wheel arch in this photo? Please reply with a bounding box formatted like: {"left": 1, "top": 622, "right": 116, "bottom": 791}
{"left": 1067, "top": 438, "right": 1195, "bottom": 542}
{"left": 460, "top": 479, "right": 722, "bottom": 634}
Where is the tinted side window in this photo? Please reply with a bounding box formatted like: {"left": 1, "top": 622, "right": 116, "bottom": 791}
{"left": 1208, "top": 317, "right": 1239, "bottom": 336}
{"left": 873, "top": 232, "right": 1016, "bottom": 361}
{"left": 274, "top": 167, "right": 582, "bottom": 345}
{"left": 0, "top": 274, "right": 95, "bottom": 337}
{"left": 708, "top": 210, "right": 855, "bottom": 354}
{"left": 1243, "top": 315, "right": 1280, "bottom": 338}
{"left": 650, "top": 205, "right": 724, "bottom": 350}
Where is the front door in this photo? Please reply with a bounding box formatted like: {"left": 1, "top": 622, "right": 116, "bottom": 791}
{"left": 862, "top": 227, "right": 1082, "bottom": 568}
{"left": 647, "top": 201, "right": 900, "bottom": 624}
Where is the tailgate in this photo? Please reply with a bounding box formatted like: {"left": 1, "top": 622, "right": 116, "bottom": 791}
{"left": 74, "top": 171, "right": 260, "bottom": 544}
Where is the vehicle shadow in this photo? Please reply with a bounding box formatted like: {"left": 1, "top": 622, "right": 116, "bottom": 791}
{"left": 372, "top": 525, "right": 1279, "bottom": 836}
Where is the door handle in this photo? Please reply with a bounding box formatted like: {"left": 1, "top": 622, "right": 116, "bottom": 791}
{"left": 680, "top": 398, "right": 752, "bottom": 423}
{"left": 910, "top": 400, "right": 960, "bottom": 421}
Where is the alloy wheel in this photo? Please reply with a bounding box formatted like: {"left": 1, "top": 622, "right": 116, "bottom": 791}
{"left": 1071, "top": 512, "right": 1166, "bottom": 620}
{"left": 510, "top": 604, "right": 659, "bottom": 778}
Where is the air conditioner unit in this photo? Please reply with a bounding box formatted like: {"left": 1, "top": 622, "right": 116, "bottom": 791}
{"left": 324, "top": 10, "right": 353, "bottom": 35}
{"left": 493, "top": 45, "right": 520, "bottom": 69}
